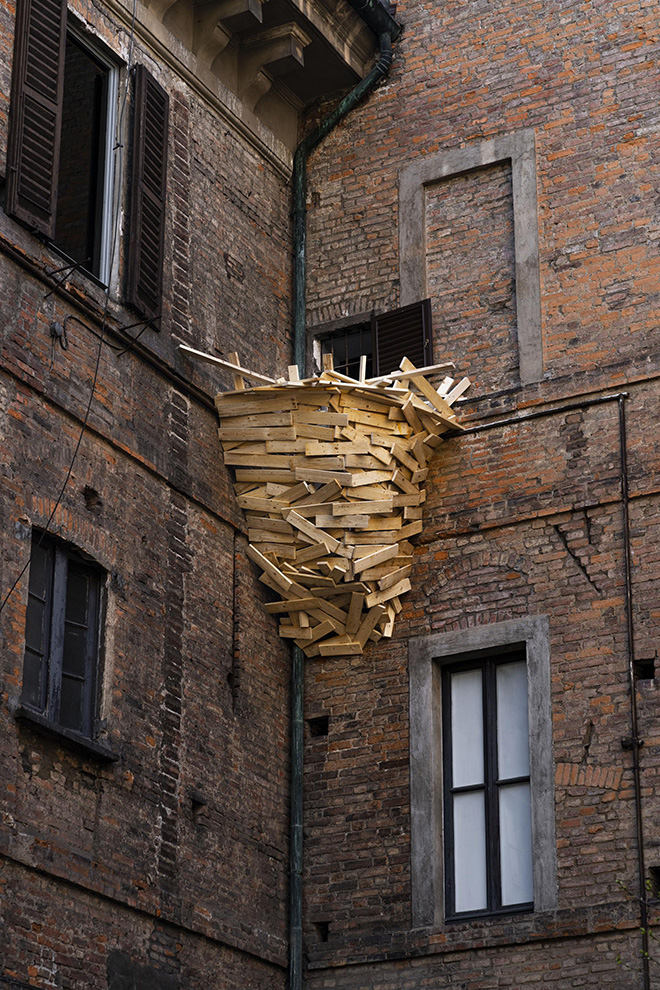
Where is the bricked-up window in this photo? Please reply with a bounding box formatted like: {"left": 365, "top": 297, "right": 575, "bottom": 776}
{"left": 442, "top": 651, "right": 533, "bottom": 918}
{"left": 6, "top": 0, "right": 119, "bottom": 283}
{"left": 22, "top": 533, "right": 103, "bottom": 739}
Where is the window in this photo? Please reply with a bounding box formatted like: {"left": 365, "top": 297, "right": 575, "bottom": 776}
{"left": 408, "top": 617, "right": 557, "bottom": 928}
{"left": 442, "top": 651, "right": 533, "bottom": 918}
{"left": 6, "top": 0, "right": 168, "bottom": 316}
{"left": 54, "top": 26, "right": 118, "bottom": 282}
{"left": 318, "top": 299, "right": 433, "bottom": 379}
{"left": 21, "top": 533, "right": 103, "bottom": 739}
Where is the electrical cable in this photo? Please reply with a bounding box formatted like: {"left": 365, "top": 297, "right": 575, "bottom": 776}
{"left": 0, "top": 0, "right": 139, "bottom": 616}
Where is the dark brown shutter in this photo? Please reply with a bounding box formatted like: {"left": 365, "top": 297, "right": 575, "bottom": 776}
{"left": 127, "top": 65, "right": 169, "bottom": 322}
{"left": 371, "top": 299, "right": 433, "bottom": 376}
{"left": 6, "top": 0, "right": 67, "bottom": 237}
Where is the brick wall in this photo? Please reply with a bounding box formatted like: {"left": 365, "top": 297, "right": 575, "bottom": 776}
{"left": 300, "top": 0, "right": 660, "bottom": 986}
{"left": 0, "top": 0, "right": 295, "bottom": 985}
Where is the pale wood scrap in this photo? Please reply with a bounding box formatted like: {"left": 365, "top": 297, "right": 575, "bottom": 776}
{"left": 211, "top": 354, "right": 469, "bottom": 657}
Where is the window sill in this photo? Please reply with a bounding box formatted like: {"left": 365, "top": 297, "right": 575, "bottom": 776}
{"left": 14, "top": 706, "right": 120, "bottom": 762}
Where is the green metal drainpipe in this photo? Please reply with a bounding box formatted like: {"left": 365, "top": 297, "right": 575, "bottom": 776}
{"left": 289, "top": 5, "right": 401, "bottom": 989}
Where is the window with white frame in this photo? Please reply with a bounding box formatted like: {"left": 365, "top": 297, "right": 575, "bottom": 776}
{"left": 408, "top": 617, "right": 557, "bottom": 929}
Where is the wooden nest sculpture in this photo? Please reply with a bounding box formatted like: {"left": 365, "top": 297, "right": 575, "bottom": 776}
{"left": 181, "top": 345, "right": 469, "bottom": 657}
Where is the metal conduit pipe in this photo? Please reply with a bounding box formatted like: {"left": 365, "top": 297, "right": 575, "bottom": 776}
{"left": 288, "top": 9, "right": 400, "bottom": 990}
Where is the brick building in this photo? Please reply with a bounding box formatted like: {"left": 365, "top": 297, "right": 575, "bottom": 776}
{"left": 0, "top": 0, "right": 659, "bottom": 989}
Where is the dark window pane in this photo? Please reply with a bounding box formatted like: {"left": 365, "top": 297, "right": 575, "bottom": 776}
{"left": 347, "top": 330, "right": 362, "bottom": 362}
{"left": 59, "top": 674, "right": 83, "bottom": 732}
{"left": 62, "top": 624, "right": 87, "bottom": 677}
{"left": 55, "top": 35, "right": 108, "bottom": 275}
{"left": 333, "top": 336, "right": 347, "bottom": 370}
{"left": 22, "top": 650, "right": 45, "bottom": 709}
{"left": 65, "top": 566, "right": 89, "bottom": 625}
{"left": 28, "top": 541, "right": 49, "bottom": 598}
{"left": 25, "top": 596, "right": 46, "bottom": 653}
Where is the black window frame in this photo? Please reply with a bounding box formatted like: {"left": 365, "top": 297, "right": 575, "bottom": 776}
{"left": 320, "top": 320, "right": 373, "bottom": 379}
{"left": 441, "top": 649, "right": 534, "bottom": 921}
{"left": 21, "top": 531, "right": 105, "bottom": 742}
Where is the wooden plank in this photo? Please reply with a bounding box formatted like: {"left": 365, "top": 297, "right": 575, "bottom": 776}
{"left": 356, "top": 604, "right": 387, "bottom": 647}
{"left": 318, "top": 636, "right": 363, "bottom": 656}
{"left": 358, "top": 556, "right": 413, "bottom": 581}
{"left": 352, "top": 543, "right": 400, "bottom": 574}
{"left": 377, "top": 564, "right": 413, "bottom": 591}
{"left": 345, "top": 454, "right": 392, "bottom": 470}
{"left": 279, "top": 624, "right": 313, "bottom": 639}
{"left": 237, "top": 495, "right": 286, "bottom": 512}
{"left": 288, "top": 364, "right": 300, "bottom": 382}
{"left": 252, "top": 543, "right": 297, "bottom": 559}
{"left": 181, "top": 345, "right": 277, "bottom": 383}
{"left": 246, "top": 545, "right": 293, "bottom": 593}
{"left": 265, "top": 440, "right": 308, "bottom": 453}
{"left": 314, "top": 514, "right": 369, "bottom": 530}
{"left": 399, "top": 519, "right": 423, "bottom": 540}
{"left": 227, "top": 350, "right": 245, "bottom": 390}
{"left": 292, "top": 410, "right": 349, "bottom": 427}
{"left": 346, "top": 471, "right": 393, "bottom": 487}
{"left": 445, "top": 376, "right": 471, "bottom": 406}
{"left": 365, "top": 577, "right": 411, "bottom": 608}
{"left": 304, "top": 441, "right": 370, "bottom": 456}
{"left": 219, "top": 411, "right": 294, "bottom": 427}
{"left": 292, "top": 455, "right": 346, "bottom": 472}
{"left": 294, "top": 479, "right": 343, "bottom": 505}
{"left": 392, "top": 469, "right": 417, "bottom": 494}
{"left": 216, "top": 395, "right": 297, "bottom": 416}
{"left": 285, "top": 510, "right": 340, "bottom": 553}
{"left": 271, "top": 481, "right": 314, "bottom": 503}
{"left": 295, "top": 544, "right": 330, "bottom": 564}
{"left": 219, "top": 426, "right": 299, "bottom": 442}
{"left": 365, "top": 362, "right": 454, "bottom": 386}
{"left": 294, "top": 467, "right": 354, "bottom": 486}
{"left": 294, "top": 423, "right": 338, "bottom": 441}
{"left": 265, "top": 598, "right": 324, "bottom": 614}
{"left": 391, "top": 441, "right": 419, "bottom": 473}
{"left": 224, "top": 452, "right": 292, "bottom": 468}
{"left": 392, "top": 491, "right": 426, "bottom": 507}
{"left": 400, "top": 395, "right": 423, "bottom": 433}
{"left": 235, "top": 468, "right": 296, "bottom": 483}
{"left": 346, "top": 592, "right": 365, "bottom": 635}
{"left": 331, "top": 499, "right": 393, "bottom": 516}
{"left": 304, "top": 618, "right": 335, "bottom": 645}
{"left": 403, "top": 506, "right": 423, "bottom": 520}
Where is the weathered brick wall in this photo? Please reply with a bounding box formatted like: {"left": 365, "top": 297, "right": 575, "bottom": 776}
{"left": 300, "top": 0, "right": 660, "bottom": 986}
{"left": 0, "top": 0, "right": 294, "bottom": 984}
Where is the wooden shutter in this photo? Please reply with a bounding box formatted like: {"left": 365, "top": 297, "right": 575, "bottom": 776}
{"left": 371, "top": 299, "right": 433, "bottom": 376}
{"left": 127, "top": 65, "right": 169, "bottom": 322}
{"left": 6, "top": 0, "right": 67, "bottom": 237}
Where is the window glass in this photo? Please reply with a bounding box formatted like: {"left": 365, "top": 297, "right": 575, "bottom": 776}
{"left": 450, "top": 668, "right": 484, "bottom": 787}
{"left": 21, "top": 533, "right": 102, "bottom": 739}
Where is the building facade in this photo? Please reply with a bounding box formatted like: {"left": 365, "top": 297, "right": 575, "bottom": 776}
{"left": 0, "top": 0, "right": 659, "bottom": 988}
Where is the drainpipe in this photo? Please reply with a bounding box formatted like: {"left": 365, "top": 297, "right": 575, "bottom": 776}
{"left": 288, "top": 6, "right": 400, "bottom": 989}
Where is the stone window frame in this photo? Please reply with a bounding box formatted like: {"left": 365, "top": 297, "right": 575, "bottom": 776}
{"left": 408, "top": 616, "right": 557, "bottom": 929}
{"left": 398, "top": 129, "right": 543, "bottom": 385}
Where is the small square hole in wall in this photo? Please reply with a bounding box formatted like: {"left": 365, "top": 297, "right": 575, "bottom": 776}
{"left": 315, "top": 921, "right": 330, "bottom": 942}
{"left": 633, "top": 657, "right": 655, "bottom": 681}
{"left": 308, "top": 715, "right": 329, "bottom": 738}
{"left": 648, "top": 867, "right": 660, "bottom": 899}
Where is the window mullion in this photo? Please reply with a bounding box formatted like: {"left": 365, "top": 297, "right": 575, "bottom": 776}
{"left": 48, "top": 547, "right": 67, "bottom": 721}
{"left": 483, "top": 660, "right": 499, "bottom": 912}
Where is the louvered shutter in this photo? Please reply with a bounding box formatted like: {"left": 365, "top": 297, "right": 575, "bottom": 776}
{"left": 371, "top": 299, "right": 433, "bottom": 376}
{"left": 6, "top": 0, "right": 67, "bottom": 237}
{"left": 126, "top": 65, "right": 169, "bottom": 322}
